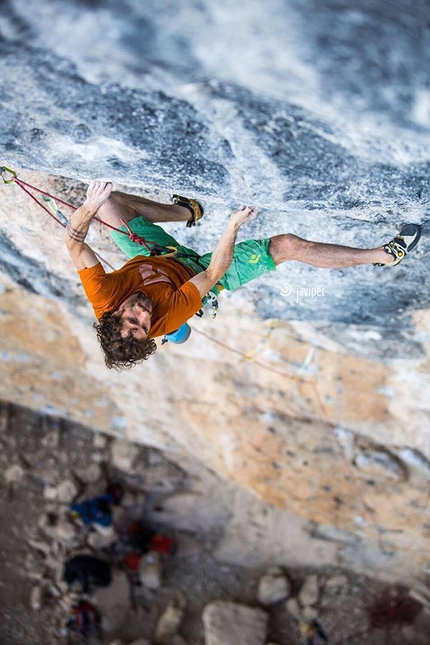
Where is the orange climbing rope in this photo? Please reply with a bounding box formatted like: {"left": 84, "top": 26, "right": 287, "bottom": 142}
{"left": 191, "top": 326, "right": 314, "bottom": 384}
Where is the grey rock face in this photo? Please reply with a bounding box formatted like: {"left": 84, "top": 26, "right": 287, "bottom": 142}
{"left": 395, "top": 448, "right": 430, "bottom": 484}
{"left": 355, "top": 450, "right": 406, "bottom": 481}
{"left": 1, "top": 0, "right": 430, "bottom": 357}
{"left": 285, "top": 597, "right": 301, "bottom": 619}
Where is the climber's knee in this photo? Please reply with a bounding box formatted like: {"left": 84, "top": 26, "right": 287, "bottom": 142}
{"left": 268, "top": 234, "right": 306, "bottom": 265}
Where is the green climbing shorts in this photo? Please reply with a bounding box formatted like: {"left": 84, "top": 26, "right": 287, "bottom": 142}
{"left": 109, "top": 216, "right": 276, "bottom": 291}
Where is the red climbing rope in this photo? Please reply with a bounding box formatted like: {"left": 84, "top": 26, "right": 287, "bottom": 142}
{"left": 2, "top": 166, "right": 389, "bottom": 555}
{"left": 0, "top": 167, "right": 117, "bottom": 270}
{"left": 0, "top": 167, "right": 176, "bottom": 259}
{"left": 12, "top": 177, "right": 68, "bottom": 228}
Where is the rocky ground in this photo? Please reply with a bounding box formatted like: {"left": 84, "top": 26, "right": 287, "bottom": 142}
{"left": 0, "top": 400, "right": 429, "bottom": 645}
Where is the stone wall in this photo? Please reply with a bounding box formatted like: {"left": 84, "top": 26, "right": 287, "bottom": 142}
{"left": 1, "top": 0, "right": 430, "bottom": 581}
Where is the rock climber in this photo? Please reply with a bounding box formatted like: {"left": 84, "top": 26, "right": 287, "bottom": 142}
{"left": 64, "top": 181, "right": 422, "bottom": 370}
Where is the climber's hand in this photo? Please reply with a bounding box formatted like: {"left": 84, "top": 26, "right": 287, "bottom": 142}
{"left": 84, "top": 181, "right": 113, "bottom": 213}
{"left": 230, "top": 205, "right": 259, "bottom": 228}
{"left": 64, "top": 181, "right": 112, "bottom": 271}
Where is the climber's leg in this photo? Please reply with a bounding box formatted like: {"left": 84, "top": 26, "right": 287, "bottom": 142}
{"left": 97, "top": 191, "right": 191, "bottom": 227}
{"left": 268, "top": 234, "right": 398, "bottom": 267}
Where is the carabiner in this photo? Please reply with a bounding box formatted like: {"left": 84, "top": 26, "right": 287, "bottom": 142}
{"left": 152, "top": 245, "right": 178, "bottom": 258}
{"left": 0, "top": 166, "right": 17, "bottom": 184}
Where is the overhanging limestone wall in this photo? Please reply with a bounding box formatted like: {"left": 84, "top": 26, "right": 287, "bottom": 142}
{"left": 1, "top": 0, "right": 430, "bottom": 577}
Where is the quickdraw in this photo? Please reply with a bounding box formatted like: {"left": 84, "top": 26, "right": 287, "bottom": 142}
{"left": 0, "top": 166, "right": 179, "bottom": 258}
{"left": 1, "top": 165, "right": 221, "bottom": 342}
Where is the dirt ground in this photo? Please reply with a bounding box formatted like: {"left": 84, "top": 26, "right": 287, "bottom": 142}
{"left": 0, "top": 400, "right": 429, "bottom": 645}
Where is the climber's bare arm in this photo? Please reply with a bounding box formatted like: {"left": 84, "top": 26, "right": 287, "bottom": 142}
{"left": 189, "top": 206, "right": 258, "bottom": 297}
{"left": 65, "top": 181, "right": 112, "bottom": 271}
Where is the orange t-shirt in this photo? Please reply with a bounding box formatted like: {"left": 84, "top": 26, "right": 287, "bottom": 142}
{"left": 78, "top": 256, "right": 202, "bottom": 338}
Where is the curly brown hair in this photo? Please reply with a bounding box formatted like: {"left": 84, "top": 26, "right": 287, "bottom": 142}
{"left": 94, "top": 310, "right": 157, "bottom": 370}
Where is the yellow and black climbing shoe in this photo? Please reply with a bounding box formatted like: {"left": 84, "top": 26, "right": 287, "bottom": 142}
{"left": 172, "top": 194, "right": 204, "bottom": 228}
{"left": 374, "top": 223, "right": 422, "bottom": 266}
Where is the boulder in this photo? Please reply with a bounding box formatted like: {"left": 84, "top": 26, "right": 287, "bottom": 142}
{"left": 154, "top": 601, "right": 185, "bottom": 644}
{"left": 285, "top": 597, "right": 301, "bottom": 619}
{"left": 257, "top": 567, "right": 290, "bottom": 605}
{"left": 298, "top": 575, "right": 319, "bottom": 607}
{"left": 56, "top": 479, "right": 78, "bottom": 503}
{"left": 110, "top": 439, "right": 140, "bottom": 473}
{"left": 301, "top": 606, "right": 319, "bottom": 621}
{"left": 325, "top": 574, "right": 348, "bottom": 589}
{"left": 30, "top": 585, "right": 42, "bottom": 610}
{"left": 202, "top": 601, "right": 268, "bottom": 645}
{"left": 52, "top": 519, "right": 78, "bottom": 543}
{"left": 94, "top": 433, "right": 109, "bottom": 449}
{"left": 74, "top": 462, "right": 103, "bottom": 484}
{"left": 43, "top": 485, "right": 58, "bottom": 501}
{"left": 87, "top": 526, "right": 118, "bottom": 549}
{"left": 4, "top": 464, "right": 24, "bottom": 484}
{"left": 142, "top": 462, "right": 185, "bottom": 494}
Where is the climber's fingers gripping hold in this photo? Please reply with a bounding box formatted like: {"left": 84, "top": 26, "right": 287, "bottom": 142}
{"left": 85, "top": 181, "right": 113, "bottom": 212}
{"left": 230, "top": 205, "right": 259, "bottom": 228}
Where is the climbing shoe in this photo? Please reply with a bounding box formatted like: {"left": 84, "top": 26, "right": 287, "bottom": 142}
{"left": 172, "top": 194, "right": 204, "bottom": 227}
{"left": 374, "top": 223, "right": 422, "bottom": 266}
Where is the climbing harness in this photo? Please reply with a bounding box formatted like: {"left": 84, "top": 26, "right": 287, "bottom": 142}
{"left": 1, "top": 166, "right": 220, "bottom": 343}
{"left": 0, "top": 167, "right": 391, "bottom": 551}
{"left": 119, "top": 218, "right": 179, "bottom": 258}
{"left": 3, "top": 168, "right": 422, "bottom": 628}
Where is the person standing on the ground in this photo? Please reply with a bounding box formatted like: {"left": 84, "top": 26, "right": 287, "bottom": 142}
{"left": 64, "top": 181, "right": 421, "bottom": 369}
